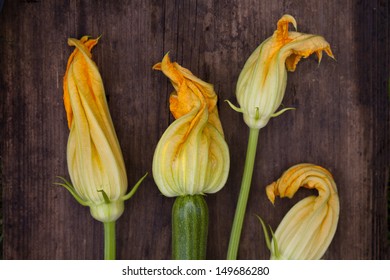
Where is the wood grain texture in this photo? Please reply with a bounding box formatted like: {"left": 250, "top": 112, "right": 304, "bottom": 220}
{"left": 0, "top": 0, "right": 389, "bottom": 259}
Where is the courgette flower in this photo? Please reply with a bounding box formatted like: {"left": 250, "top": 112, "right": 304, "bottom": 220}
{"left": 231, "top": 14, "right": 334, "bottom": 129}
{"left": 60, "top": 36, "right": 145, "bottom": 223}
{"left": 152, "top": 54, "right": 230, "bottom": 197}
{"left": 262, "top": 163, "right": 340, "bottom": 260}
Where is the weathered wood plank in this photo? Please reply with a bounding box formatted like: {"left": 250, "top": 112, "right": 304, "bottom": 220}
{"left": 0, "top": 0, "right": 388, "bottom": 259}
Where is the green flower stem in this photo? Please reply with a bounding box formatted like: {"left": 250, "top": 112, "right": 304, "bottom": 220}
{"left": 103, "top": 221, "right": 116, "bottom": 260}
{"left": 227, "top": 127, "right": 260, "bottom": 260}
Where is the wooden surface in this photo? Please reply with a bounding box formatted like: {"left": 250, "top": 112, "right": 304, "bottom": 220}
{"left": 0, "top": 0, "right": 389, "bottom": 259}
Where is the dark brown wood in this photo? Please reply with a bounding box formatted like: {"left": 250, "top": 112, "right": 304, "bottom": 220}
{"left": 0, "top": 0, "right": 389, "bottom": 259}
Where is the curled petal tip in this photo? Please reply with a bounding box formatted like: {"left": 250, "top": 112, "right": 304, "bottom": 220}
{"left": 316, "top": 51, "right": 323, "bottom": 65}
{"left": 162, "top": 52, "right": 172, "bottom": 64}
{"left": 67, "top": 37, "right": 76, "bottom": 46}
{"left": 316, "top": 47, "right": 335, "bottom": 65}
{"left": 284, "top": 14, "right": 298, "bottom": 30}
{"left": 152, "top": 62, "right": 162, "bottom": 70}
{"left": 152, "top": 52, "right": 171, "bottom": 69}
{"left": 265, "top": 182, "right": 276, "bottom": 205}
{"left": 67, "top": 35, "right": 91, "bottom": 45}
{"left": 325, "top": 47, "right": 335, "bottom": 60}
{"left": 277, "top": 14, "right": 297, "bottom": 37}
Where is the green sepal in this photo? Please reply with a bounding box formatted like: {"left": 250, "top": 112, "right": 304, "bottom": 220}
{"left": 97, "top": 189, "right": 111, "bottom": 204}
{"left": 256, "top": 215, "right": 272, "bottom": 251}
{"left": 225, "top": 100, "right": 243, "bottom": 113}
{"left": 271, "top": 107, "right": 295, "bottom": 118}
{"left": 122, "top": 172, "right": 148, "bottom": 201}
{"left": 269, "top": 226, "right": 280, "bottom": 259}
{"left": 256, "top": 215, "right": 280, "bottom": 259}
{"left": 54, "top": 176, "right": 89, "bottom": 206}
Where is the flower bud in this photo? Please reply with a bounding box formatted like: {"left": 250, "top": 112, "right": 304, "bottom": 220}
{"left": 152, "top": 54, "right": 230, "bottom": 197}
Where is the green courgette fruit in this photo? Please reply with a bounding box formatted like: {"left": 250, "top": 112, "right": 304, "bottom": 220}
{"left": 172, "top": 194, "right": 208, "bottom": 260}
